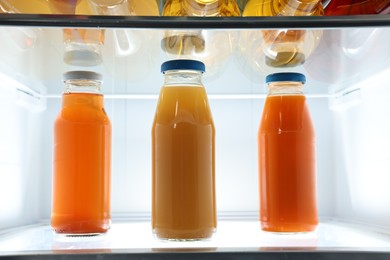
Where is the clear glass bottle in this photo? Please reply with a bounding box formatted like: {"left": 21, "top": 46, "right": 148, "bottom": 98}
{"left": 52, "top": 71, "right": 112, "bottom": 236}
{"left": 241, "top": 0, "right": 323, "bottom": 68}
{"left": 258, "top": 72, "right": 318, "bottom": 233}
{"left": 152, "top": 60, "right": 216, "bottom": 241}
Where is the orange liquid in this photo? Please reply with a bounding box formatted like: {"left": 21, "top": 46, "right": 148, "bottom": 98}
{"left": 152, "top": 86, "right": 216, "bottom": 240}
{"left": 258, "top": 94, "right": 318, "bottom": 232}
{"left": 52, "top": 93, "right": 111, "bottom": 235}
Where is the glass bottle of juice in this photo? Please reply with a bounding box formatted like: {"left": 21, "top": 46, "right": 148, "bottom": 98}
{"left": 242, "top": 0, "right": 323, "bottom": 67}
{"left": 52, "top": 71, "right": 111, "bottom": 235}
{"left": 152, "top": 59, "right": 216, "bottom": 241}
{"left": 161, "top": 0, "right": 241, "bottom": 80}
{"left": 258, "top": 72, "right": 318, "bottom": 233}
{"left": 325, "top": 0, "right": 390, "bottom": 15}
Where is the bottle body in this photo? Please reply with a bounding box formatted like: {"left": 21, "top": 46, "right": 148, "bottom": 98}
{"left": 242, "top": 0, "right": 323, "bottom": 67}
{"left": 258, "top": 73, "right": 318, "bottom": 233}
{"left": 152, "top": 61, "right": 216, "bottom": 240}
{"left": 52, "top": 72, "right": 111, "bottom": 235}
{"left": 325, "top": 0, "right": 390, "bottom": 15}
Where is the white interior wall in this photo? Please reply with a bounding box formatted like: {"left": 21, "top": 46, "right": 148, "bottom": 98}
{"left": 36, "top": 95, "right": 333, "bottom": 222}
{"left": 0, "top": 85, "right": 43, "bottom": 230}
{"left": 332, "top": 69, "right": 390, "bottom": 229}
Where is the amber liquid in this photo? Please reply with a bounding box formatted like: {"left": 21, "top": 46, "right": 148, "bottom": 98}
{"left": 0, "top": 0, "right": 52, "bottom": 13}
{"left": 47, "top": 0, "right": 80, "bottom": 14}
{"left": 325, "top": 0, "right": 390, "bottom": 15}
{"left": 132, "top": 0, "right": 159, "bottom": 15}
{"left": 152, "top": 85, "right": 216, "bottom": 240}
{"left": 161, "top": 0, "right": 240, "bottom": 57}
{"left": 243, "top": 0, "right": 323, "bottom": 67}
{"left": 258, "top": 94, "right": 318, "bottom": 232}
{"left": 52, "top": 93, "right": 111, "bottom": 235}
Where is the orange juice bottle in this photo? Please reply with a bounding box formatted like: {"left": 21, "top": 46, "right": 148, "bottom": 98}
{"left": 152, "top": 60, "right": 216, "bottom": 241}
{"left": 52, "top": 71, "right": 111, "bottom": 235}
{"left": 258, "top": 72, "right": 318, "bottom": 233}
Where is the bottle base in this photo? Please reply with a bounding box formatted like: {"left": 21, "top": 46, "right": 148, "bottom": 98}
{"left": 53, "top": 231, "right": 107, "bottom": 238}
{"left": 261, "top": 222, "right": 317, "bottom": 234}
{"left": 51, "top": 219, "right": 111, "bottom": 236}
{"left": 153, "top": 227, "right": 216, "bottom": 242}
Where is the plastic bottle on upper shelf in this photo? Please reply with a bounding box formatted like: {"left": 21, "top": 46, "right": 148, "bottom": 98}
{"left": 324, "top": 0, "right": 390, "bottom": 15}
{"left": 45, "top": 0, "right": 105, "bottom": 66}
{"left": 87, "top": 0, "right": 159, "bottom": 58}
{"left": 161, "top": 0, "right": 241, "bottom": 80}
{"left": 240, "top": 0, "right": 323, "bottom": 69}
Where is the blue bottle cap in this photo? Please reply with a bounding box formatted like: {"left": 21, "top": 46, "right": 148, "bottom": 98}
{"left": 161, "top": 59, "right": 205, "bottom": 74}
{"left": 265, "top": 72, "right": 306, "bottom": 84}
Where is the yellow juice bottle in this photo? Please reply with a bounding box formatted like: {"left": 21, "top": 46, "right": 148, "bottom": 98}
{"left": 152, "top": 59, "right": 216, "bottom": 241}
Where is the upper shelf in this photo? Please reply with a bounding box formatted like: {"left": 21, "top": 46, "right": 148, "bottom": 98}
{"left": 0, "top": 14, "right": 389, "bottom": 98}
{"left": 1, "top": 14, "right": 390, "bottom": 29}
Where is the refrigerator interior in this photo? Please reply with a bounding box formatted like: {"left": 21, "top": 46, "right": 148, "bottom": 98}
{"left": 0, "top": 16, "right": 390, "bottom": 257}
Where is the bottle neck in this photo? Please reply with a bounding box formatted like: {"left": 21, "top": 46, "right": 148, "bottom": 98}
{"left": 268, "top": 82, "right": 304, "bottom": 96}
{"left": 163, "top": 70, "right": 204, "bottom": 87}
{"left": 62, "top": 79, "right": 104, "bottom": 108}
{"left": 64, "top": 79, "right": 102, "bottom": 94}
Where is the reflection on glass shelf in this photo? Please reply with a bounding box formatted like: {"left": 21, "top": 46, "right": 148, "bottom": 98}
{"left": 0, "top": 26, "right": 388, "bottom": 97}
{"left": 1, "top": 221, "right": 390, "bottom": 254}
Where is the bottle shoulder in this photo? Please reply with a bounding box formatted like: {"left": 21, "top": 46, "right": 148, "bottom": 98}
{"left": 57, "top": 93, "right": 110, "bottom": 124}
{"left": 154, "top": 85, "right": 213, "bottom": 125}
